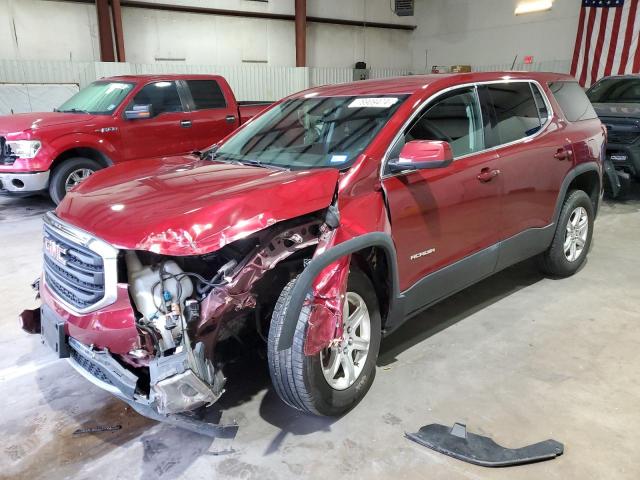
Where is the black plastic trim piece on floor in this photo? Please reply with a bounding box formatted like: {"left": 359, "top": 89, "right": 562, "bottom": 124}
{"left": 405, "top": 423, "right": 564, "bottom": 467}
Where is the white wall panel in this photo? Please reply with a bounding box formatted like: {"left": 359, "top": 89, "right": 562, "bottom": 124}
{"left": 0, "top": 83, "right": 79, "bottom": 115}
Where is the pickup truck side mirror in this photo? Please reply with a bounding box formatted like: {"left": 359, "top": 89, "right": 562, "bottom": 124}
{"left": 124, "top": 104, "right": 153, "bottom": 120}
{"left": 388, "top": 140, "right": 454, "bottom": 173}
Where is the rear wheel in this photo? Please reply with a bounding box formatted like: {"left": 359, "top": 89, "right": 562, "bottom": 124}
{"left": 538, "top": 189, "right": 594, "bottom": 277}
{"left": 267, "top": 268, "right": 381, "bottom": 416}
{"left": 49, "top": 157, "right": 100, "bottom": 204}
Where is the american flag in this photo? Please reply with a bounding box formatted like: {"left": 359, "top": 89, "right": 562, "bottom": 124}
{"left": 571, "top": 0, "right": 640, "bottom": 87}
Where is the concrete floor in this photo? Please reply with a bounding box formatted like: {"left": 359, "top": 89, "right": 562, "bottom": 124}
{"left": 1, "top": 186, "right": 639, "bottom": 480}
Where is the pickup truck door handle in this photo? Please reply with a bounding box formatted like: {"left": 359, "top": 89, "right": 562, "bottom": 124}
{"left": 554, "top": 148, "right": 572, "bottom": 160}
{"left": 225, "top": 115, "right": 236, "bottom": 124}
{"left": 180, "top": 120, "right": 192, "bottom": 128}
{"left": 477, "top": 168, "right": 501, "bottom": 183}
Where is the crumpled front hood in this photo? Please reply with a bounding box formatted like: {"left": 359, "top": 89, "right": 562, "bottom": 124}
{"left": 593, "top": 102, "right": 640, "bottom": 118}
{"left": 56, "top": 156, "right": 340, "bottom": 256}
{"left": 0, "top": 112, "right": 95, "bottom": 135}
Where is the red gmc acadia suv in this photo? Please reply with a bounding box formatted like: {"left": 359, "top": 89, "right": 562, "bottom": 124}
{"left": 22, "top": 72, "right": 604, "bottom": 428}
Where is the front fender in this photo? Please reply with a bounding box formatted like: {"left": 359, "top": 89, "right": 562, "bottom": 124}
{"left": 48, "top": 132, "right": 119, "bottom": 164}
{"left": 277, "top": 232, "right": 402, "bottom": 351}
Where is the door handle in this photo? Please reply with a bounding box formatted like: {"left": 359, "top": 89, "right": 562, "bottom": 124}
{"left": 554, "top": 148, "right": 572, "bottom": 160}
{"left": 225, "top": 115, "right": 236, "bottom": 124}
{"left": 180, "top": 120, "right": 192, "bottom": 128}
{"left": 477, "top": 168, "right": 501, "bottom": 183}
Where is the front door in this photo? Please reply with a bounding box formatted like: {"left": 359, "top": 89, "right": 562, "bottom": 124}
{"left": 120, "top": 81, "right": 191, "bottom": 160}
{"left": 382, "top": 86, "right": 503, "bottom": 306}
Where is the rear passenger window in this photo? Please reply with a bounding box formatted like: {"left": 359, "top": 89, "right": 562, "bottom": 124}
{"left": 549, "top": 81, "right": 598, "bottom": 122}
{"left": 132, "top": 81, "right": 183, "bottom": 116}
{"left": 186, "top": 80, "right": 227, "bottom": 110}
{"left": 487, "top": 82, "right": 543, "bottom": 145}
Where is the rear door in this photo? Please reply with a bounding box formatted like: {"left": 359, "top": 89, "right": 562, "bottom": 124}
{"left": 120, "top": 81, "right": 191, "bottom": 160}
{"left": 382, "top": 85, "right": 503, "bottom": 297}
{"left": 484, "top": 81, "right": 576, "bottom": 239}
{"left": 181, "top": 79, "right": 240, "bottom": 151}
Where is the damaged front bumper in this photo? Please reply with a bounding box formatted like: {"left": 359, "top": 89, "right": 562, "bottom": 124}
{"left": 21, "top": 304, "right": 232, "bottom": 437}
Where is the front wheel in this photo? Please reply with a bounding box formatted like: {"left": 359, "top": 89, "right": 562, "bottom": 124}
{"left": 267, "top": 268, "right": 381, "bottom": 416}
{"left": 538, "top": 189, "right": 594, "bottom": 277}
{"left": 48, "top": 157, "right": 101, "bottom": 204}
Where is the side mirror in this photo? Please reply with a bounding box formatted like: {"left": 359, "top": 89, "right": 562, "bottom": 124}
{"left": 124, "top": 104, "right": 153, "bottom": 120}
{"left": 388, "top": 140, "right": 454, "bottom": 173}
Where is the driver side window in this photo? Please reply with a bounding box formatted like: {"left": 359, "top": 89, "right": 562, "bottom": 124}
{"left": 131, "top": 81, "right": 183, "bottom": 117}
{"left": 388, "top": 87, "right": 485, "bottom": 163}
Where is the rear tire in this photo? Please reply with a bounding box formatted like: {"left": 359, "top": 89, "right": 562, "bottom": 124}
{"left": 48, "top": 157, "right": 100, "bottom": 205}
{"left": 267, "top": 268, "right": 381, "bottom": 416}
{"left": 538, "top": 189, "right": 594, "bottom": 277}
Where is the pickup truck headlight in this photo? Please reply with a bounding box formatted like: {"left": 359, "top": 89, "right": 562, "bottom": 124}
{"left": 6, "top": 140, "right": 42, "bottom": 159}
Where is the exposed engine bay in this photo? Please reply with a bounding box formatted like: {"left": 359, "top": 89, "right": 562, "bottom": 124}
{"left": 122, "top": 215, "right": 325, "bottom": 415}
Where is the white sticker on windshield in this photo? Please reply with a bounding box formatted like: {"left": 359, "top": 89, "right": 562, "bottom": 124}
{"left": 348, "top": 97, "right": 399, "bottom": 108}
{"left": 330, "top": 154, "right": 349, "bottom": 164}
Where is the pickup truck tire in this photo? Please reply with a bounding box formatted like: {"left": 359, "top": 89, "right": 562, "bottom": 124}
{"left": 267, "top": 268, "right": 381, "bottom": 416}
{"left": 538, "top": 189, "right": 594, "bottom": 277}
{"left": 49, "top": 157, "right": 101, "bottom": 205}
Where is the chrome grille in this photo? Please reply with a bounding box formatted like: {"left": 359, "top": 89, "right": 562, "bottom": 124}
{"left": 42, "top": 212, "right": 119, "bottom": 314}
{"left": 43, "top": 223, "right": 104, "bottom": 309}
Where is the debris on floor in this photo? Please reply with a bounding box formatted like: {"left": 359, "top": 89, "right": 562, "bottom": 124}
{"left": 72, "top": 425, "right": 123, "bottom": 436}
{"left": 406, "top": 422, "right": 564, "bottom": 467}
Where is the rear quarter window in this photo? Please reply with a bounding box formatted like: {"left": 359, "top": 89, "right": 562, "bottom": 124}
{"left": 186, "top": 80, "right": 227, "bottom": 110}
{"left": 549, "top": 81, "right": 598, "bottom": 122}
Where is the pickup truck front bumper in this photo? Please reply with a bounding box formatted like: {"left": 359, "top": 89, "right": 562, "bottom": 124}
{"left": 0, "top": 170, "right": 49, "bottom": 194}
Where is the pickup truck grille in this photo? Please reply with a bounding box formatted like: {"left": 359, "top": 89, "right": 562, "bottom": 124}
{"left": 608, "top": 130, "right": 639, "bottom": 145}
{"left": 0, "top": 137, "right": 16, "bottom": 165}
{"left": 43, "top": 223, "right": 106, "bottom": 310}
{"left": 604, "top": 118, "right": 640, "bottom": 145}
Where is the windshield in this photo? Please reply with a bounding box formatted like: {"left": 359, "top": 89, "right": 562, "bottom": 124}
{"left": 587, "top": 77, "right": 640, "bottom": 103}
{"left": 57, "top": 81, "right": 135, "bottom": 114}
{"left": 213, "top": 95, "right": 407, "bottom": 170}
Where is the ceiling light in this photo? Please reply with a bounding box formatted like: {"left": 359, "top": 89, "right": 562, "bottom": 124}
{"left": 514, "top": 0, "right": 553, "bottom": 15}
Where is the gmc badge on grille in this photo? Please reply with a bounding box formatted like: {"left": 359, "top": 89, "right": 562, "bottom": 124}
{"left": 44, "top": 238, "right": 67, "bottom": 265}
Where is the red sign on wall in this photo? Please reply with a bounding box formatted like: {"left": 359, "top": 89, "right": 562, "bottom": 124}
{"left": 524, "top": 55, "right": 534, "bottom": 65}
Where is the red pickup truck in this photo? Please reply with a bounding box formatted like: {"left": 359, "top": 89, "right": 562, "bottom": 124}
{"left": 0, "top": 74, "right": 268, "bottom": 203}
{"left": 23, "top": 72, "right": 604, "bottom": 429}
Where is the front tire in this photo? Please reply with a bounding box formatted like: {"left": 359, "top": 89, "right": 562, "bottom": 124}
{"left": 538, "top": 189, "right": 594, "bottom": 277}
{"left": 267, "top": 268, "right": 381, "bottom": 416}
{"left": 48, "top": 157, "right": 100, "bottom": 204}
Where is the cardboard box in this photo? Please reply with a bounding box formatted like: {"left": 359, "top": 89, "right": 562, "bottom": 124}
{"left": 450, "top": 65, "right": 472, "bottom": 73}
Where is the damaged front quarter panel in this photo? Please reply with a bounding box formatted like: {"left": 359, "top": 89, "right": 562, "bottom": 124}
{"left": 195, "top": 219, "right": 323, "bottom": 354}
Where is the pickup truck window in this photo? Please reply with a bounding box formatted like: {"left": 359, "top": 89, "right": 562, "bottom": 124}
{"left": 587, "top": 77, "right": 640, "bottom": 103}
{"left": 550, "top": 81, "right": 598, "bottom": 122}
{"left": 131, "top": 81, "right": 184, "bottom": 116}
{"left": 186, "top": 80, "right": 227, "bottom": 109}
{"left": 388, "top": 87, "right": 485, "bottom": 162}
{"left": 487, "top": 82, "right": 543, "bottom": 145}
{"left": 57, "top": 81, "right": 134, "bottom": 115}
{"left": 214, "top": 95, "right": 407, "bottom": 170}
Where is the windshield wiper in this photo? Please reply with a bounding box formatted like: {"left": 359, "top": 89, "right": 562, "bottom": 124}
{"left": 59, "top": 108, "right": 92, "bottom": 114}
{"left": 210, "top": 152, "right": 289, "bottom": 171}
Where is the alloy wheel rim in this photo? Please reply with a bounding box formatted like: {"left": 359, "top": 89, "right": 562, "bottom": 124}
{"left": 320, "top": 291, "right": 371, "bottom": 391}
{"left": 564, "top": 206, "right": 588, "bottom": 262}
{"left": 65, "top": 168, "right": 94, "bottom": 192}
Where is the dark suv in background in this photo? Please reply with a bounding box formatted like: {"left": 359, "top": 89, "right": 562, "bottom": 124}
{"left": 587, "top": 75, "right": 640, "bottom": 196}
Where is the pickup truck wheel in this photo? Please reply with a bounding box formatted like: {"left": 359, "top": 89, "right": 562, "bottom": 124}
{"left": 267, "top": 268, "right": 381, "bottom": 416}
{"left": 538, "top": 190, "right": 594, "bottom": 277}
{"left": 49, "top": 157, "right": 100, "bottom": 205}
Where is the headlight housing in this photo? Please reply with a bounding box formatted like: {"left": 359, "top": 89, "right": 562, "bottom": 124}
{"left": 6, "top": 140, "right": 42, "bottom": 159}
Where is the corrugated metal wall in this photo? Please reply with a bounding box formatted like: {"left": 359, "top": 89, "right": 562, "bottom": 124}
{"left": 0, "top": 60, "right": 412, "bottom": 106}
